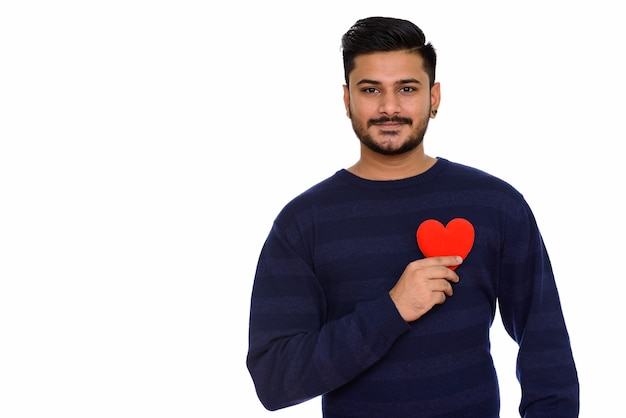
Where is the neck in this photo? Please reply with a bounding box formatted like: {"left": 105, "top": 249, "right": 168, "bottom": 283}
{"left": 348, "top": 146, "right": 436, "bottom": 180}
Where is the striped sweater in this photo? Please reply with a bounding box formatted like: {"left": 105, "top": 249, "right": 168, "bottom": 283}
{"left": 247, "top": 158, "right": 579, "bottom": 417}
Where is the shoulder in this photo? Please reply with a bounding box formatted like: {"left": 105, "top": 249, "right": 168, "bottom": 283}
{"left": 436, "top": 159, "right": 534, "bottom": 223}
{"left": 273, "top": 170, "right": 350, "bottom": 223}
{"left": 439, "top": 158, "right": 524, "bottom": 197}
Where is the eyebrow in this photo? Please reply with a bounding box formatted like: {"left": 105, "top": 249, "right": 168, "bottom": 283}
{"left": 356, "top": 78, "right": 422, "bottom": 86}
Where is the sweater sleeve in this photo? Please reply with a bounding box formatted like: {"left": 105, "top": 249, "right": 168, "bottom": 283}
{"left": 246, "top": 221, "right": 411, "bottom": 411}
{"left": 497, "top": 201, "right": 579, "bottom": 417}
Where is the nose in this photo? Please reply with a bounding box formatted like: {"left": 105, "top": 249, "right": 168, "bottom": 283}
{"left": 378, "top": 91, "right": 401, "bottom": 115}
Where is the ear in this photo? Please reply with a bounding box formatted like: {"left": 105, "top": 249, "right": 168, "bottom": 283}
{"left": 430, "top": 82, "right": 441, "bottom": 118}
{"left": 343, "top": 85, "right": 351, "bottom": 118}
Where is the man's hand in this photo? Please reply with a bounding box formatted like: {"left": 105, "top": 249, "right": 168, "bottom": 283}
{"left": 389, "top": 256, "right": 462, "bottom": 322}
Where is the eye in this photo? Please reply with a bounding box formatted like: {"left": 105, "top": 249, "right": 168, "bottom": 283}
{"left": 399, "top": 86, "right": 416, "bottom": 94}
{"left": 362, "top": 87, "right": 380, "bottom": 94}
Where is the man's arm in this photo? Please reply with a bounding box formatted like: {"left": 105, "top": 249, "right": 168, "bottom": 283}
{"left": 246, "top": 222, "right": 411, "bottom": 410}
{"left": 246, "top": 223, "right": 463, "bottom": 411}
{"left": 498, "top": 206, "right": 579, "bottom": 417}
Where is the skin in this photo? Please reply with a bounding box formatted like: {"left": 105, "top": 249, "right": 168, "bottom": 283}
{"left": 389, "top": 256, "right": 462, "bottom": 322}
{"left": 343, "top": 50, "right": 461, "bottom": 322}
{"left": 343, "top": 50, "right": 441, "bottom": 181}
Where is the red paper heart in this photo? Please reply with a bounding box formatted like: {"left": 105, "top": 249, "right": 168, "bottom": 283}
{"left": 416, "top": 218, "right": 475, "bottom": 270}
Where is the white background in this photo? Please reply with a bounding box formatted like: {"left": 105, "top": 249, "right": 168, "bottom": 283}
{"left": 1, "top": 1, "right": 624, "bottom": 417}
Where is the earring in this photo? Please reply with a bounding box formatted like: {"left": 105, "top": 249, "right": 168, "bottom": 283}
{"left": 431, "top": 109, "right": 438, "bottom": 116}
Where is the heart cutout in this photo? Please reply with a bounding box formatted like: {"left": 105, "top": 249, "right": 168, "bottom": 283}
{"left": 416, "top": 218, "right": 475, "bottom": 270}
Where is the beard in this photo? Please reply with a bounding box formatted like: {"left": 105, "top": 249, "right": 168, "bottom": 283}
{"left": 350, "top": 113, "right": 430, "bottom": 156}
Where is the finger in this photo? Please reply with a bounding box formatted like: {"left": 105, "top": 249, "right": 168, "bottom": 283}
{"left": 435, "top": 279, "right": 454, "bottom": 296}
{"left": 439, "top": 255, "right": 463, "bottom": 267}
{"left": 406, "top": 260, "right": 461, "bottom": 284}
{"left": 415, "top": 255, "right": 463, "bottom": 268}
{"left": 435, "top": 291, "right": 447, "bottom": 305}
{"left": 444, "top": 282, "right": 454, "bottom": 296}
{"left": 428, "top": 266, "right": 460, "bottom": 284}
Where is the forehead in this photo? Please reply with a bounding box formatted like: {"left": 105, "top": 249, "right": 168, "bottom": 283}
{"left": 349, "top": 50, "right": 427, "bottom": 86}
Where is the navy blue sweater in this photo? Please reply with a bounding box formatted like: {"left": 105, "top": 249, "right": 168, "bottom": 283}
{"left": 247, "top": 158, "right": 579, "bottom": 417}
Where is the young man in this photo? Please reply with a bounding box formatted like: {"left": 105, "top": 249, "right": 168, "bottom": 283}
{"left": 247, "top": 16, "right": 579, "bottom": 417}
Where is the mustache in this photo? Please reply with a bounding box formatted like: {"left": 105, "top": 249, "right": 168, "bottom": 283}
{"left": 368, "top": 116, "right": 413, "bottom": 127}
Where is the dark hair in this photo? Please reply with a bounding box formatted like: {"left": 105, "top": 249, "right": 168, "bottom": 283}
{"left": 341, "top": 17, "right": 437, "bottom": 87}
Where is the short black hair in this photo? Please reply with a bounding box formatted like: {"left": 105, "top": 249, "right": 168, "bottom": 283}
{"left": 341, "top": 17, "right": 437, "bottom": 87}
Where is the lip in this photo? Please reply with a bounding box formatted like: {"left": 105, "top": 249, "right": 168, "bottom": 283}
{"left": 375, "top": 122, "right": 404, "bottom": 129}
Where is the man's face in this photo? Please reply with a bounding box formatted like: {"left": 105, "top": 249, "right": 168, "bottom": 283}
{"left": 343, "top": 50, "right": 440, "bottom": 156}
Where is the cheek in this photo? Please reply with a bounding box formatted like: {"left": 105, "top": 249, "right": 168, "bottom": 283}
{"left": 349, "top": 99, "right": 375, "bottom": 119}
{"left": 405, "top": 101, "right": 431, "bottom": 118}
